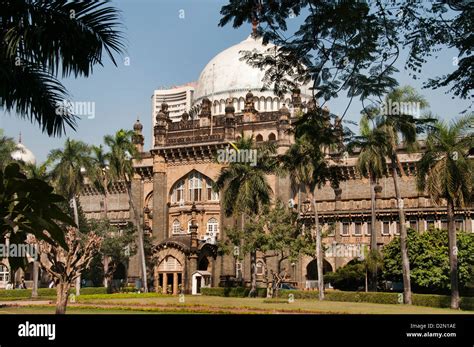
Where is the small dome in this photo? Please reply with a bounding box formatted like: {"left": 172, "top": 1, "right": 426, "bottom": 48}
{"left": 133, "top": 119, "right": 143, "bottom": 131}
{"left": 11, "top": 143, "right": 36, "bottom": 165}
{"left": 225, "top": 99, "right": 235, "bottom": 114}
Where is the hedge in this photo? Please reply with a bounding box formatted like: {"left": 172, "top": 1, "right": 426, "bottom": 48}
{"left": 201, "top": 287, "right": 267, "bottom": 298}
{"left": 277, "top": 290, "right": 474, "bottom": 311}
{"left": 200, "top": 287, "right": 474, "bottom": 310}
{"left": 0, "top": 287, "right": 107, "bottom": 299}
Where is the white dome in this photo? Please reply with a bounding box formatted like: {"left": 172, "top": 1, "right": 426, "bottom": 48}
{"left": 194, "top": 35, "right": 312, "bottom": 110}
{"left": 11, "top": 143, "right": 36, "bottom": 165}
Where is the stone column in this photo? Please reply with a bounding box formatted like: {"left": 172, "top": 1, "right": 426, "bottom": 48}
{"left": 173, "top": 272, "right": 178, "bottom": 295}
{"left": 163, "top": 272, "right": 168, "bottom": 294}
{"left": 187, "top": 255, "right": 198, "bottom": 294}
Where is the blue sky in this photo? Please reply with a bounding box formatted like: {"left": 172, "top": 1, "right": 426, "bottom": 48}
{"left": 0, "top": 0, "right": 470, "bottom": 163}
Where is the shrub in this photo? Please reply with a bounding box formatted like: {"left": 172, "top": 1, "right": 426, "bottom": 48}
{"left": 277, "top": 290, "right": 474, "bottom": 310}
{"left": 324, "top": 261, "right": 366, "bottom": 291}
{"left": 0, "top": 287, "right": 107, "bottom": 299}
{"left": 201, "top": 287, "right": 266, "bottom": 297}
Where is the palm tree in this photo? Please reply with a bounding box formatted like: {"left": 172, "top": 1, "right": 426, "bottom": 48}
{"left": 281, "top": 137, "right": 334, "bottom": 300}
{"left": 417, "top": 114, "right": 474, "bottom": 309}
{"left": 91, "top": 145, "right": 110, "bottom": 217}
{"left": 375, "top": 86, "right": 430, "bottom": 304}
{"left": 46, "top": 138, "right": 93, "bottom": 296}
{"left": 347, "top": 116, "right": 387, "bottom": 291}
{"left": 46, "top": 139, "right": 93, "bottom": 227}
{"left": 215, "top": 136, "right": 276, "bottom": 297}
{"left": 283, "top": 105, "right": 344, "bottom": 301}
{"left": 0, "top": 1, "right": 125, "bottom": 136}
{"left": 104, "top": 130, "right": 148, "bottom": 292}
{"left": 0, "top": 129, "right": 17, "bottom": 170}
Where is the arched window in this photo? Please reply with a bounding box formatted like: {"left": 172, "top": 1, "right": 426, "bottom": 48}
{"left": 256, "top": 261, "right": 265, "bottom": 276}
{"left": 256, "top": 134, "right": 263, "bottom": 142}
{"left": 171, "top": 219, "right": 182, "bottom": 234}
{"left": 171, "top": 179, "right": 185, "bottom": 203}
{"left": 268, "top": 133, "right": 276, "bottom": 141}
{"left": 206, "top": 178, "right": 219, "bottom": 201}
{"left": 206, "top": 218, "right": 219, "bottom": 237}
{"left": 189, "top": 172, "right": 202, "bottom": 201}
{"left": 266, "top": 97, "right": 272, "bottom": 111}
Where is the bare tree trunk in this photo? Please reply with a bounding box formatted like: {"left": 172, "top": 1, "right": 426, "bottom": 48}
{"left": 311, "top": 188, "right": 324, "bottom": 301}
{"left": 31, "top": 261, "right": 39, "bottom": 298}
{"left": 55, "top": 282, "right": 70, "bottom": 315}
{"left": 369, "top": 175, "right": 378, "bottom": 291}
{"left": 249, "top": 250, "right": 257, "bottom": 297}
{"left": 390, "top": 154, "right": 412, "bottom": 304}
{"left": 71, "top": 196, "right": 81, "bottom": 296}
{"left": 447, "top": 198, "right": 460, "bottom": 309}
{"left": 126, "top": 186, "right": 148, "bottom": 293}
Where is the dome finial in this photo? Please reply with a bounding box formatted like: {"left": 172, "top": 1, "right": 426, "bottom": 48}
{"left": 18, "top": 131, "right": 22, "bottom": 144}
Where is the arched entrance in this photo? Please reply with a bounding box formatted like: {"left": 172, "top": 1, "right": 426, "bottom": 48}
{"left": 305, "top": 259, "right": 333, "bottom": 289}
{"left": 157, "top": 255, "right": 183, "bottom": 295}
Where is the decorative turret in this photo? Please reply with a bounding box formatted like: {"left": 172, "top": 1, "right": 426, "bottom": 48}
{"left": 278, "top": 104, "right": 291, "bottom": 149}
{"left": 279, "top": 104, "right": 290, "bottom": 123}
{"left": 242, "top": 91, "right": 257, "bottom": 122}
{"left": 292, "top": 88, "right": 302, "bottom": 111}
{"left": 132, "top": 119, "right": 144, "bottom": 152}
{"left": 224, "top": 98, "right": 236, "bottom": 140}
{"left": 199, "top": 98, "right": 212, "bottom": 127}
{"left": 154, "top": 103, "right": 171, "bottom": 147}
{"left": 181, "top": 111, "right": 189, "bottom": 122}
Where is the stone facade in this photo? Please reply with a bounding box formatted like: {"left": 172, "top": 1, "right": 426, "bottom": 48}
{"left": 77, "top": 92, "right": 473, "bottom": 294}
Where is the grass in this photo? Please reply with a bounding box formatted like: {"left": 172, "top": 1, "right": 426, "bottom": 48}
{"left": 0, "top": 294, "right": 472, "bottom": 314}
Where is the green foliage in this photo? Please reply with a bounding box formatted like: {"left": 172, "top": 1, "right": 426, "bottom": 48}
{"left": 417, "top": 114, "right": 474, "bottom": 207}
{"left": 201, "top": 287, "right": 267, "bottom": 298}
{"left": 0, "top": 129, "right": 17, "bottom": 170}
{"left": 46, "top": 138, "right": 93, "bottom": 200}
{"left": 0, "top": 287, "right": 107, "bottom": 299}
{"left": 277, "top": 290, "right": 474, "bottom": 310}
{"left": 382, "top": 228, "right": 474, "bottom": 294}
{"left": 219, "top": 1, "right": 472, "bottom": 103}
{"left": 324, "top": 260, "right": 366, "bottom": 291}
{"left": 0, "top": 1, "right": 125, "bottom": 135}
{"left": 0, "top": 163, "right": 74, "bottom": 270}
{"left": 214, "top": 135, "right": 277, "bottom": 217}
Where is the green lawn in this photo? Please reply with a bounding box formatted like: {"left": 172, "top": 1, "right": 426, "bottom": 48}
{"left": 0, "top": 294, "right": 472, "bottom": 314}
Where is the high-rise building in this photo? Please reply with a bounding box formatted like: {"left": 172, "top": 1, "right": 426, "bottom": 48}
{"left": 152, "top": 83, "right": 195, "bottom": 125}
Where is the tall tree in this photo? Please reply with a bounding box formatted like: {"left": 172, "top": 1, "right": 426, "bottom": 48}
{"left": 104, "top": 129, "right": 148, "bottom": 292}
{"left": 0, "top": 1, "right": 125, "bottom": 135}
{"left": 215, "top": 135, "right": 277, "bottom": 297}
{"left": 219, "top": 1, "right": 472, "bottom": 113}
{"left": 91, "top": 145, "right": 110, "bottom": 217}
{"left": 417, "top": 114, "right": 474, "bottom": 309}
{"left": 373, "top": 86, "right": 430, "bottom": 304}
{"left": 47, "top": 138, "right": 93, "bottom": 295}
{"left": 347, "top": 116, "right": 388, "bottom": 291}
